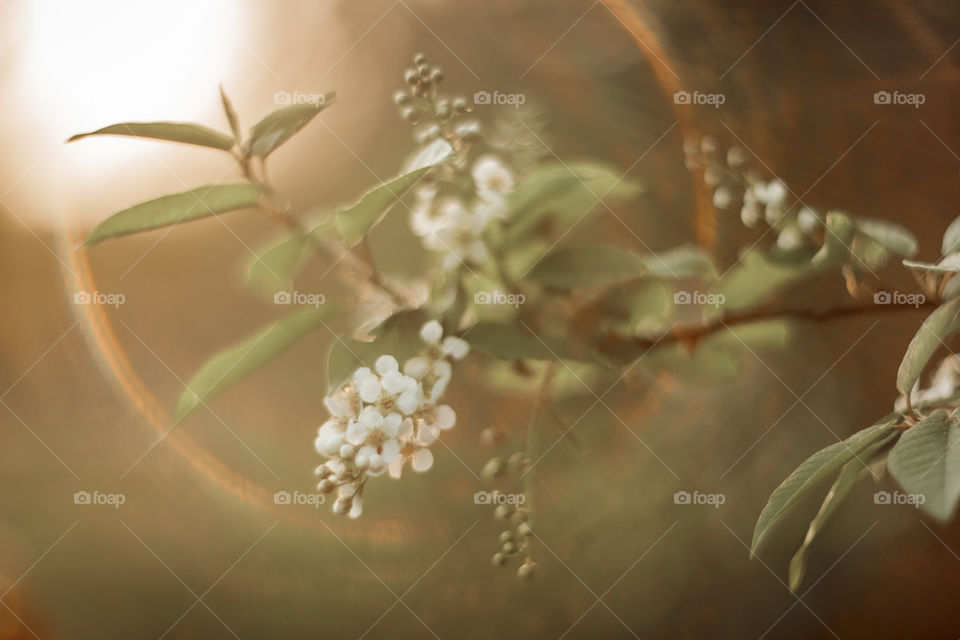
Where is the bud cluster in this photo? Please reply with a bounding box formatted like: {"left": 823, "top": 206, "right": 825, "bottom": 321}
{"left": 484, "top": 451, "right": 536, "bottom": 580}
{"left": 683, "top": 135, "right": 824, "bottom": 253}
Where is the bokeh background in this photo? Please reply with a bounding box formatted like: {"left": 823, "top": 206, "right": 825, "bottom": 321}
{"left": 1, "top": 0, "right": 960, "bottom": 638}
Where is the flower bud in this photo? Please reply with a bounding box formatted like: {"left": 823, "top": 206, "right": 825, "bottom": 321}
{"left": 517, "top": 523, "right": 532, "bottom": 537}
{"left": 417, "top": 64, "right": 430, "bottom": 78}
{"left": 332, "top": 497, "right": 351, "bottom": 515}
{"left": 413, "top": 52, "right": 427, "bottom": 65}
{"left": 501, "top": 541, "right": 516, "bottom": 554}
{"left": 318, "top": 479, "right": 336, "bottom": 494}
{"left": 510, "top": 508, "right": 529, "bottom": 523}
{"left": 452, "top": 97, "right": 468, "bottom": 113}
{"left": 482, "top": 457, "right": 506, "bottom": 480}
{"left": 430, "top": 68, "right": 444, "bottom": 84}
{"left": 491, "top": 552, "right": 507, "bottom": 567}
{"left": 516, "top": 560, "right": 537, "bottom": 580}
{"left": 400, "top": 106, "right": 419, "bottom": 124}
{"left": 494, "top": 504, "right": 513, "bottom": 519}
{"left": 507, "top": 452, "right": 528, "bottom": 473}
{"left": 499, "top": 530, "right": 514, "bottom": 543}
{"left": 339, "top": 443, "right": 356, "bottom": 461}
{"left": 393, "top": 90, "right": 410, "bottom": 105}
{"left": 404, "top": 68, "right": 418, "bottom": 85}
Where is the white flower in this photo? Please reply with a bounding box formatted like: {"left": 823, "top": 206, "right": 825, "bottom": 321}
{"left": 472, "top": 155, "right": 515, "bottom": 196}
{"left": 403, "top": 356, "right": 431, "bottom": 379}
{"left": 411, "top": 448, "right": 434, "bottom": 472}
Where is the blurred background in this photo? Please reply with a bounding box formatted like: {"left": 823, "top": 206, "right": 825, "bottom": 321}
{"left": 1, "top": 0, "right": 959, "bottom": 637}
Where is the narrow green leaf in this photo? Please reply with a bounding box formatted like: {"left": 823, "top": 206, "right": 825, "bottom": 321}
{"left": 856, "top": 218, "right": 918, "bottom": 258}
{"left": 247, "top": 233, "right": 311, "bottom": 294}
{"left": 751, "top": 422, "right": 895, "bottom": 554}
{"left": 788, "top": 430, "right": 898, "bottom": 591}
{"left": 811, "top": 211, "right": 854, "bottom": 269}
{"left": 505, "top": 162, "right": 642, "bottom": 241}
{"left": 896, "top": 297, "right": 960, "bottom": 396}
{"left": 526, "top": 245, "right": 645, "bottom": 290}
{"left": 643, "top": 245, "right": 717, "bottom": 279}
{"left": 714, "top": 249, "right": 812, "bottom": 312}
{"left": 175, "top": 305, "right": 336, "bottom": 422}
{"left": 219, "top": 85, "right": 243, "bottom": 144}
{"left": 246, "top": 95, "right": 334, "bottom": 157}
{"left": 337, "top": 139, "right": 453, "bottom": 246}
{"left": 85, "top": 184, "right": 262, "bottom": 246}
{"left": 246, "top": 219, "right": 333, "bottom": 294}
{"left": 888, "top": 411, "right": 960, "bottom": 522}
{"left": 943, "top": 216, "right": 960, "bottom": 256}
{"left": 68, "top": 122, "right": 234, "bottom": 150}
{"left": 467, "top": 322, "right": 581, "bottom": 361}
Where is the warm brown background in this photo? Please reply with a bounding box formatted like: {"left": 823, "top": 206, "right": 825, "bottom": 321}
{"left": 1, "top": 1, "right": 959, "bottom": 638}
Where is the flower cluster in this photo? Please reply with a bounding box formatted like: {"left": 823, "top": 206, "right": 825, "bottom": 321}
{"left": 410, "top": 154, "right": 516, "bottom": 271}
{"left": 314, "top": 320, "right": 469, "bottom": 517}
{"left": 683, "top": 136, "right": 823, "bottom": 252}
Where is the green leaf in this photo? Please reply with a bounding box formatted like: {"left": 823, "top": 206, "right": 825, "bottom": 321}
{"left": 326, "top": 310, "right": 429, "bottom": 394}
{"left": 247, "top": 234, "right": 311, "bottom": 294}
{"left": 856, "top": 218, "right": 918, "bottom": 259}
{"left": 526, "top": 245, "right": 645, "bottom": 289}
{"left": 751, "top": 422, "right": 895, "bottom": 555}
{"left": 337, "top": 139, "right": 453, "bottom": 246}
{"left": 466, "top": 322, "right": 581, "bottom": 361}
{"left": 505, "top": 162, "right": 642, "bottom": 241}
{"left": 246, "top": 96, "right": 334, "bottom": 157}
{"left": 788, "top": 430, "right": 898, "bottom": 591}
{"left": 175, "top": 305, "right": 336, "bottom": 422}
{"left": 943, "top": 216, "right": 960, "bottom": 256}
{"left": 85, "top": 184, "right": 262, "bottom": 246}
{"left": 896, "top": 297, "right": 960, "bottom": 396}
{"left": 68, "top": 122, "right": 235, "bottom": 150}
{"left": 643, "top": 245, "right": 717, "bottom": 279}
{"left": 714, "top": 249, "right": 812, "bottom": 312}
{"left": 219, "top": 85, "right": 243, "bottom": 144}
{"left": 888, "top": 411, "right": 960, "bottom": 522}
{"left": 246, "top": 219, "right": 333, "bottom": 293}
{"left": 811, "top": 211, "right": 854, "bottom": 269}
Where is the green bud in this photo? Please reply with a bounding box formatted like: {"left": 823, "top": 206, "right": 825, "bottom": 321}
{"left": 499, "top": 530, "right": 514, "bottom": 543}
{"left": 491, "top": 552, "right": 507, "bottom": 567}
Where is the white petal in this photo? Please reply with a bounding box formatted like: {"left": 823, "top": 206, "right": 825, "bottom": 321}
{"left": 381, "top": 439, "right": 401, "bottom": 463}
{"left": 420, "top": 320, "right": 443, "bottom": 345}
{"left": 397, "top": 418, "right": 414, "bottom": 439}
{"left": 358, "top": 377, "right": 382, "bottom": 403}
{"left": 417, "top": 425, "right": 439, "bottom": 446}
{"left": 353, "top": 366, "right": 372, "bottom": 381}
{"left": 431, "top": 375, "right": 449, "bottom": 402}
{"left": 403, "top": 357, "right": 430, "bottom": 379}
{"left": 388, "top": 457, "right": 405, "bottom": 479}
{"left": 321, "top": 433, "right": 344, "bottom": 456}
{"left": 441, "top": 336, "right": 470, "bottom": 361}
{"left": 382, "top": 412, "right": 402, "bottom": 437}
{"left": 434, "top": 405, "right": 456, "bottom": 430}
{"left": 359, "top": 407, "right": 384, "bottom": 429}
{"left": 411, "top": 448, "right": 434, "bottom": 472}
{"left": 346, "top": 420, "right": 368, "bottom": 446}
{"left": 432, "top": 360, "right": 452, "bottom": 380}
{"left": 348, "top": 497, "right": 364, "bottom": 519}
{"left": 381, "top": 370, "right": 406, "bottom": 394}
{"left": 323, "top": 397, "right": 350, "bottom": 418}
{"left": 375, "top": 355, "right": 399, "bottom": 375}
{"left": 397, "top": 391, "right": 421, "bottom": 415}
{"left": 317, "top": 418, "right": 340, "bottom": 441}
